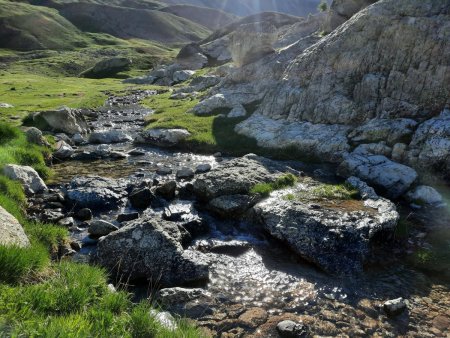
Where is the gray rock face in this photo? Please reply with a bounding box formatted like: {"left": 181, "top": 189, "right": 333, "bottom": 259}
{"left": 253, "top": 182, "right": 399, "bottom": 274}
{"left": 83, "top": 57, "right": 131, "bottom": 78}
{"left": 176, "top": 43, "right": 208, "bottom": 70}
{"left": 235, "top": 114, "right": 351, "bottom": 162}
{"left": 135, "top": 128, "right": 191, "bottom": 147}
{"left": 338, "top": 154, "right": 418, "bottom": 198}
{"left": 173, "top": 70, "right": 195, "bottom": 83}
{"left": 349, "top": 118, "right": 418, "bottom": 146}
{"left": 88, "top": 130, "right": 133, "bottom": 144}
{"left": 193, "top": 154, "right": 295, "bottom": 201}
{"left": 408, "top": 110, "right": 450, "bottom": 174}
{"left": 325, "top": 0, "right": 377, "bottom": 31}
{"left": 34, "top": 106, "right": 89, "bottom": 135}
{"left": 191, "top": 94, "right": 231, "bottom": 116}
{"left": 66, "top": 176, "right": 128, "bottom": 210}
{"left": 95, "top": 217, "right": 209, "bottom": 286}
{"left": 0, "top": 205, "right": 30, "bottom": 248}
{"left": 209, "top": 194, "right": 255, "bottom": 218}
{"left": 405, "top": 185, "right": 443, "bottom": 206}
{"left": 3, "top": 164, "right": 47, "bottom": 195}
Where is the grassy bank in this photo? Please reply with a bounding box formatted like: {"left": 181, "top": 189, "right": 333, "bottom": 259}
{"left": 0, "top": 123, "right": 205, "bottom": 337}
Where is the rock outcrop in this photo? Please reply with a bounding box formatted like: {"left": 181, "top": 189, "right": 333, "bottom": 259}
{"left": 0, "top": 206, "right": 30, "bottom": 248}
{"left": 30, "top": 106, "right": 89, "bottom": 135}
{"left": 95, "top": 217, "right": 209, "bottom": 286}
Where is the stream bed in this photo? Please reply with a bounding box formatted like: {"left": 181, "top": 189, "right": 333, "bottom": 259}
{"left": 48, "top": 92, "right": 450, "bottom": 337}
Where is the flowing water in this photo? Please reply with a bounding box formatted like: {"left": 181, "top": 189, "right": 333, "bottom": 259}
{"left": 51, "top": 92, "right": 450, "bottom": 337}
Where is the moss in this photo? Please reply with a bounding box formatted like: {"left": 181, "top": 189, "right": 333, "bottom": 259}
{"left": 250, "top": 173, "right": 298, "bottom": 197}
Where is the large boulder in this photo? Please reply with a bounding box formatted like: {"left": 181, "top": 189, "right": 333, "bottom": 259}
{"left": 3, "top": 164, "right": 47, "bottom": 195}
{"left": 176, "top": 43, "right": 208, "bottom": 70}
{"left": 253, "top": 178, "right": 399, "bottom": 274}
{"left": 95, "top": 217, "right": 209, "bottom": 286}
{"left": 82, "top": 57, "right": 132, "bottom": 78}
{"left": 0, "top": 206, "right": 30, "bottom": 248}
{"left": 135, "top": 128, "right": 191, "bottom": 147}
{"left": 66, "top": 176, "right": 128, "bottom": 210}
{"left": 193, "top": 154, "right": 296, "bottom": 201}
{"left": 337, "top": 153, "right": 418, "bottom": 198}
{"left": 405, "top": 185, "right": 444, "bottom": 206}
{"left": 31, "top": 106, "right": 89, "bottom": 135}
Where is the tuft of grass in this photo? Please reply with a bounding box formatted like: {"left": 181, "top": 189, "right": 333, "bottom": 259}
{"left": 250, "top": 173, "right": 298, "bottom": 197}
{"left": 0, "top": 244, "right": 49, "bottom": 284}
{"left": 310, "top": 183, "right": 359, "bottom": 200}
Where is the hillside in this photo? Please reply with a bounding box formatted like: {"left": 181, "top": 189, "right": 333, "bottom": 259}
{"left": 0, "top": 0, "right": 88, "bottom": 51}
{"left": 160, "top": 4, "right": 238, "bottom": 30}
{"left": 160, "top": 0, "right": 324, "bottom": 17}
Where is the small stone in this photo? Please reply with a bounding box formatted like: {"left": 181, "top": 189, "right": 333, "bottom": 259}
{"left": 129, "top": 187, "right": 154, "bottom": 209}
{"left": 155, "top": 180, "right": 177, "bottom": 200}
{"left": 75, "top": 208, "right": 93, "bottom": 221}
{"left": 176, "top": 167, "right": 195, "bottom": 180}
{"left": 117, "top": 212, "right": 139, "bottom": 223}
{"left": 58, "top": 217, "right": 75, "bottom": 227}
{"left": 128, "top": 149, "right": 146, "bottom": 156}
{"left": 383, "top": 298, "right": 407, "bottom": 316}
{"left": 88, "top": 220, "right": 118, "bottom": 237}
{"left": 213, "top": 152, "right": 222, "bottom": 157}
{"left": 70, "top": 241, "right": 82, "bottom": 251}
{"left": 276, "top": 320, "right": 307, "bottom": 338}
{"left": 156, "top": 167, "right": 172, "bottom": 175}
{"left": 195, "top": 164, "right": 212, "bottom": 174}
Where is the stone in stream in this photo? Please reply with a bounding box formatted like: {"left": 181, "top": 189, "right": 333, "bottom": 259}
{"left": 75, "top": 208, "right": 93, "bottom": 221}
{"left": 156, "top": 167, "right": 173, "bottom": 175}
{"left": 72, "top": 133, "right": 86, "bottom": 145}
{"left": 155, "top": 180, "right": 177, "bottom": 200}
{"left": 88, "top": 130, "right": 133, "bottom": 144}
{"left": 66, "top": 176, "right": 128, "bottom": 210}
{"left": 383, "top": 298, "right": 407, "bottom": 316}
{"left": 405, "top": 185, "right": 443, "bottom": 207}
{"left": 276, "top": 320, "right": 308, "bottom": 338}
{"left": 94, "top": 216, "right": 209, "bottom": 286}
{"left": 195, "top": 163, "right": 212, "bottom": 174}
{"left": 117, "top": 212, "right": 139, "bottom": 223}
{"left": 176, "top": 167, "right": 195, "bottom": 180}
{"left": 88, "top": 220, "right": 119, "bottom": 237}
{"left": 209, "top": 194, "right": 256, "bottom": 218}
{"left": 135, "top": 128, "right": 191, "bottom": 147}
{"left": 58, "top": 217, "right": 75, "bottom": 227}
{"left": 0, "top": 205, "right": 30, "bottom": 248}
{"left": 3, "top": 164, "right": 47, "bottom": 195}
{"left": 128, "top": 187, "right": 154, "bottom": 210}
{"left": 53, "top": 140, "right": 74, "bottom": 160}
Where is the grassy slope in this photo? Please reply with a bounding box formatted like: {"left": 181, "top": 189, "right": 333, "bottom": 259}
{"left": 0, "top": 0, "right": 89, "bottom": 51}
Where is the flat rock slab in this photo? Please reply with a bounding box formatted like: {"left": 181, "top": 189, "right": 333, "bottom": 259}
{"left": 252, "top": 179, "right": 399, "bottom": 275}
{"left": 0, "top": 206, "right": 30, "bottom": 247}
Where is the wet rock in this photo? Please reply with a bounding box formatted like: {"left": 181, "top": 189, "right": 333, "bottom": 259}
{"left": 82, "top": 57, "right": 131, "bottom": 78}
{"left": 88, "top": 130, "right": 132, "bottom": 144}
{"left": 66, "top": 176, "right": 128, "bottom": 210}
{"left": 156, "top": 287, "right": 215, "bottom": 319}
{"left": 127, "top": 149, "right": 146, "bottom": 156}
{"left": 383, "top": 298, "right": 407, "bottom": 316}
{"left": 88, "top": 220, "right": 119, "bottom": 237}
{"left": 117, "top": 212, "right": 139, "bottom": 223}
{"left": 176, "top": 167, "right": 195, "bottom": 180}
{"left": 155, "top": 180, "right": 177, "bottom": 200}
{"left": 58, "top": 217, "right": 75, "bottom": 227}
{"left": 26, "top": 127, "right": 49, "bottom": 146}
{"left": 135, "top": 128, "right": 191, "bottom": 147}
{"left": 276, "top": 320, "right": 307, "bottom": 338}
{"left": 406, "top": 186, "right": 444, "bottom": 207}
{"left": 129, "top": 187, "right": 154, "bottom": 210}
{"left": 53, "top": 140, "right": 74, "bottom": 160}
{"left": 41, "top": 209, "right": 65, "bottom": 223}
{"left": 195, "top": 164, "right": 212, "bottom": 174}
{"left": 193, "top": 154, "right": 295, "bottom": 201}
{"left": 209, "top": 194, "right": 255, "bottom": 218}
{"left": 32, "top": 106, "right": 89, "bottom": 135}
{"left": 75, "top": 208, "right": 92, "bottom": 221}
{"left": 156, "top": 167, "right": 173, "bottom": 175}
{"left": 338, "top": 153, "right": 418, "bottom": 198}
{"left": 253, "top": 183, "right": 399, "bottom": 274}
{"left": 3, "top": 164, "right": 47, "bottom": 195}
{"left": 95, "top": 217, "right": 209, "bottom": 286}
{"left": 238, "top": 308, "right": 268, "bottom": 328}
{"left": 432, "top": 315, "right": 450, "bottom": 332}
{"left": 0, "top": 205, "right": 30, "bottom": 247}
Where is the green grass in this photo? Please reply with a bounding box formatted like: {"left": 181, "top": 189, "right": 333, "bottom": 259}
{"left": 310, "top": 183, "right": 359, "bottom": 200}
{"left": 250, "top": 173, "right": 298, "bottom": 197}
